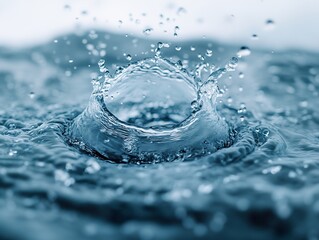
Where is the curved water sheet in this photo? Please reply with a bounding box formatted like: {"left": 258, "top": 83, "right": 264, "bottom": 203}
{"left": 68, "top": 57, "right": 230, "bottom": 163}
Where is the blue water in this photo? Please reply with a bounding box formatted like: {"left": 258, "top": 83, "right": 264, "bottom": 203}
{"left": 0, "top": 31, "right": 319, "bottom": 240}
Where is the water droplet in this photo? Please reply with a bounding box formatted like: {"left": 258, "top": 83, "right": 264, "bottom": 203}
{"left": 64, "top": 4, "right": 71, "bottom": 10}
{"left": 191, "top": 100, "right": 201, "bottom": 113}
{"left": 143, "top": 28, "right": 153, "bottom": 35}
{"left": 54, "top": 169, "right": 75, "bottom": 186}
{"left": 237, "top": 103, "right": 247, "bottom": 114}
{"left": 262, "top": 165, "right": 282, "bottom": 175}
{"left": 251, "top": 34, "right": 258, "bottom": 40}
{"left": 162, "top": 43, "right": 170, "bottom": 48}
{"left": 265, "top": 19, "right": 275, "bottom": 30}
{"left": 88, "top": 30, "right": 98, "bottom": 40}
{"left": 98, "top": 59, "right": 105, "bottom": 67}
{"left": 206, "top": 49, "right": 213, "bottom": 57}
{"left": 239, "top": 72, "right": 244, "bottom": 79}
{"left": 175, "top": 60, "right": 183, "bottom": 69}
{"left": 100, "top": 50, "right": 106, "bottom": 57}
{"left": 29, "top": 92, "right": 35, "bottom": 99}
{"left": 85, "top": 159, "right": 101, "bottom": 174}
{"left": 155, "top": 42, "right": 167, "bottom": 58}
{"left": 98, "top": 59, "right": 109, "bottom": 73}
{"left": 197, "top": 54, "right": 204, "bottom": 61}
{"left": 262, "top": 129, "right": 270, "bottom": 137}
{"left": 237, "top": 46, "right": 251, "bottom": 57}
{"left": 68, "top": 59, "right": 74, "bottom": 63}
{"left": 8, "top": 149, "right": 17, "bottom": 156}
{"left": 174, "top": 26, "right": 179, "bottom": 37}
{"left": 227, "top": 97, "right": 233, "bottom": 104}
{"left": 210, "top": 212, "right": 227, "bottom": 232}
{"left": 226, "top": 57, "right": 238, "bottom": 71}
{"left": 190, "top": 46, "right": 196, "bottom": 51}
{"left": 65, "top": 70, "right": 72, "bottom": 77}
{"left": 299, "top": 101, "right": 308, "bottom": 108}
{"left": 53, "top": 39, "right": 58, "bottom": 43}
{"left": 175, "top": 46, "right": 182, "bottom": 51}
{"left": 207, "top": 68, "right": 227, "bottom": 82}
{"left": 288, "top": 171, "right": 297, "bottom": 178}
{"left": 286, "top": 86, "right": 295, "bottom": 94}
{"left": 198, "top": 184, "right": 214, "bottom": 194}
{"left": 126, "top": 54, "right": 132, "bottom": 61}
{"left": 177, "top": 7, "right": 186, "bottom": 15}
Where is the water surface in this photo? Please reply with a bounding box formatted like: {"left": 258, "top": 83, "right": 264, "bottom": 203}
{"left": 0, "top": 31, "right": 319, "bottom": 240}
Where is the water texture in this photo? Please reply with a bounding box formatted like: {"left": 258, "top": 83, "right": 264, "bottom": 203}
{"left": 0, "top": 31, "right": 319, "bottom": 240}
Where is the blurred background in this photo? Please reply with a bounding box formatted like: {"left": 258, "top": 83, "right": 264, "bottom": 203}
{"left": 0, "top": 0, "right": 318, "bottom": 51}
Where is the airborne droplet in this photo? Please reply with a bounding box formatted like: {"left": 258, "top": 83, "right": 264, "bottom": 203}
{"left": 29, "top": 92, "right": 35, "bottom": 99}
{"left": 174, "top": 26, "right": 180, "bottom": 37}
{"left": 206, "top": 49, "right": 213, "bottom": 57}
{"left": 126, "top": 54, "right": 132, "bottom": 61}
{"left": 237, "top": 46, "right": 251, "bottom": 57}
{"left": 251, "top": 34, "right": 258, "bottom": 40}
{"left": 143, "top": 28, "right": 153, "bottom": 35}
{"left": 265, "top": 19, "right": 275, "bottom": 30}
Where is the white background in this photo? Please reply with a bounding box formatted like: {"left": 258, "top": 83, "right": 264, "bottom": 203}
{"left": 0, "top": 0, "right": 318, "bottom": 51}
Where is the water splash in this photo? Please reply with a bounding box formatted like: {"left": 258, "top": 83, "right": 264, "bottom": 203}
{"left": 68, "top": 57, "right": 236, "bottom": 163}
